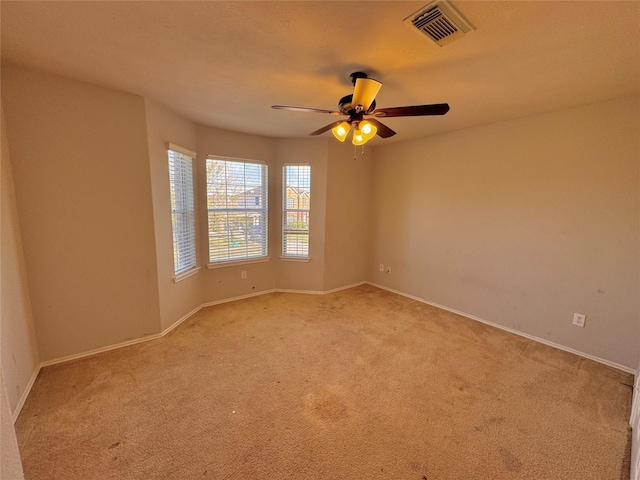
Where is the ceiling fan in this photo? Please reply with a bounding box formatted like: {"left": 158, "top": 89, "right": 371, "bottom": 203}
{"left": 272, "top": 72, "right": 449, "bottom": 145}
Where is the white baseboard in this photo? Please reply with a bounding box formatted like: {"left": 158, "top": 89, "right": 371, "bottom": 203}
{"left": 631, "top": 372, "right": 640, "bottom": 479}
{"left": 276, "top": 288, "right": 324, "bottom": 295}
{"left": 39, "top": 332, "right": 164, "bottom": 369}
{"left": 323, "top": 281, "right": 367, "bottom": 295}
{"left": 277, "top": 282, "right": 366, "bottom": 296}
{"left": 368, "top": 282, "right": 636, "bottom": 375}
{"left": 160, "top": 304, "right": 206, "bottom": 337}
{"left": 200, "top": 289, "right": 277, "bottom": 308}
{"left": 11, "top": 365, "right": 40, "bottom": 423}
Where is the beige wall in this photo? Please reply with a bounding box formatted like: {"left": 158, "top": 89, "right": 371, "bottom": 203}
{"left": 145, "top": 99, "right": 201, "bottom": 331}
{"left": 324, "top": 142, "right": 373, "bottom": 291}
{"left": 370, "top": 96, "right": 640, "bottom": 369}
{"left": 1, "top": 103, "right": 28, "bottom": 478}
{"left": 2, "top": 64, "right": 162, "bottom": 361}
{"left": 196, "top": 124, "right": 278, "bottom": 302}
{"left": 1, "top": 104, "right": 39, "bottom": 413}
{"left": 275, "top": 138, "right": 328, "bottom": 292}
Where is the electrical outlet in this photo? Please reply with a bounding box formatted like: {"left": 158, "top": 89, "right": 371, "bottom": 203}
{"left": 572, "top": 313, "right": 586, "bottom": 327}
{"left": 241, "top": 270, "right": 247, "bottom": 279}
{"left": 386, "top": 266, "right": 391, "bottom": 274}
{"left": 379, "top": 264, "right": 384, "bottom": 272}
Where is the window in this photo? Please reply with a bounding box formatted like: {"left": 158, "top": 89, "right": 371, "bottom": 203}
{"left": 206, "top": 157, "right": 268, "bottom": 264}
{"left": 282, "top": 165, "right": 311, "bottom": 258}
{"left": 167, "top": 144, "right": 197, "bottom": 277}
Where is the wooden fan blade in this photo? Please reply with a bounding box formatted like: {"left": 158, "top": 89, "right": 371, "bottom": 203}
{"left": 367, "top": 118, "right": 396, "bottom": 138}
{"left": 272, "top": 105, "right": 342, "bottom": 115}
{"left": 352, "top": 78, "right": 382, "bottom": 112}
{"left": 310, "top": 120, "right": 346, "bottom": 136}
{"left": 373, "top": 103, "right": 450, "bottom": 118}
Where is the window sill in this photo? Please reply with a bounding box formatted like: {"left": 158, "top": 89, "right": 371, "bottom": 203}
{"left": 207, "top": 257, "right": 270, "bottom": 269}
{"left": 280, "top": 256, "right": 310, "bottom": 263}
{"left": 173, "top": 266, "right": 201, "bottom": 283}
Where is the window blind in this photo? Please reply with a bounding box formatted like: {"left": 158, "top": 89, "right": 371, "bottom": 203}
{"left": 206, "top": 157, "right": 268, "bottom": 263}
{"left": 168, "top": 148, "right": 196, "bottom": 275}
{"left": 282, "top": 164, "right": 311, "bottom": 257}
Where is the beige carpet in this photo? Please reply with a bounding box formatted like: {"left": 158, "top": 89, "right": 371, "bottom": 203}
{"left": 16, "top": 285, "right": 633, "bottom": 479}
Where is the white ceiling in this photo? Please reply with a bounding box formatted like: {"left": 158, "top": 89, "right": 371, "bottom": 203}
{"left": 1, "top": 1, "right": 639, "bottom": 144}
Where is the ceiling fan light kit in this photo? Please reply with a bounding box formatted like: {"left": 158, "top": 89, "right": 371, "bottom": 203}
{"left": 272, "top": 71, "right": 450, "bottom": 146}
{"left": 351, "top": 120, "right": 377, "bottom": 146}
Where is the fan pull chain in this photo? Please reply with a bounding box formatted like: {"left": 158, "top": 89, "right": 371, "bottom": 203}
{"left": 353, "top": 144, "right": 367, "bottom": 160}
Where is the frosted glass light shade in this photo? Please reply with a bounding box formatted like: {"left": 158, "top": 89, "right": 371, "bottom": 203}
{"left": 331, "top": 121, "right": 350, "bottom": 142}
{"left": 352, "top": 126, "right": 365, "bottom": 145}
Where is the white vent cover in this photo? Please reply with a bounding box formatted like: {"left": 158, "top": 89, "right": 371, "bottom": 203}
{"left": 404, "top": 1, "right": 475, "bottom": 47}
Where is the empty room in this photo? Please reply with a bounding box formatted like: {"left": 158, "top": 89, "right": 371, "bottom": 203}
{"left": 1, "top": 1, "right": 639, "bottom": 479}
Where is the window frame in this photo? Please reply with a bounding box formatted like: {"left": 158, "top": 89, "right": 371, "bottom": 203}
{"left": 205, "top": 156, "right": 269, "bottom": 268}
{"left": 282, "top": 164, "right": 311, "bottom": 260}
{"left": 167, "top": 143, "right": 199, "bottom": 282}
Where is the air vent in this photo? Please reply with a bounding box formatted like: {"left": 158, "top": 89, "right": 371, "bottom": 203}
{"left": 404, "top": 1, "right": 475, "bottom": 47}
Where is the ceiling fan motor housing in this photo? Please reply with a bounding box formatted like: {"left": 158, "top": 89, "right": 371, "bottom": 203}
{"left": 338, "top": 94, "right": 376, "bottom": 115}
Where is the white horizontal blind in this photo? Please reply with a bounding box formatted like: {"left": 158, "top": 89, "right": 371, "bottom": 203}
{"left": 206, "top": 157, "right": 268, "bottom": 263}
{"left": 283, "top": 165, "right": 311, "bottom": 257}
{"left": 168, "top": 149, "right": 196, "bottom": 275}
